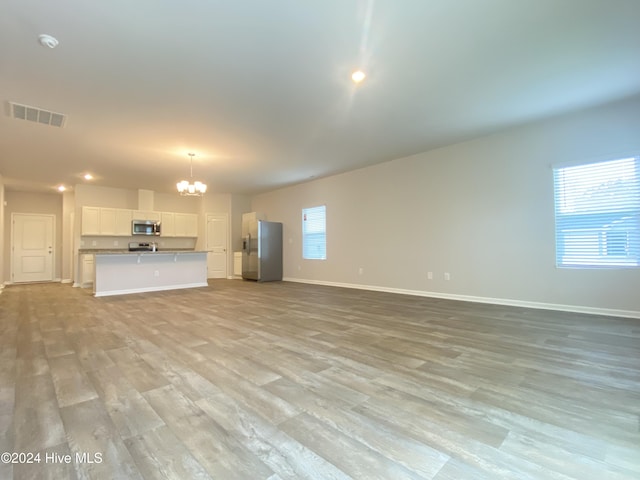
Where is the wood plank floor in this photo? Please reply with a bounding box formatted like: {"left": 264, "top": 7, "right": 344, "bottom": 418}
{"left": 1, "top": 280, "right": 639, "bottom": 479}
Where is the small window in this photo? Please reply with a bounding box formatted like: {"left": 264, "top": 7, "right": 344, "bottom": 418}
{"left": 553, "top": 157, "right": 640, "bottom": 268}
{"left": 302, "top": 205, "right": 326, "bottom": 260}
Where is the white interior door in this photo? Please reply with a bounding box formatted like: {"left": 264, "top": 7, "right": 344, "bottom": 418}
{"left": 12, "top": 213, "right": 55, "bottom": 283}
{"left": 206, "top": 214, "right": 228, "bottom": 279}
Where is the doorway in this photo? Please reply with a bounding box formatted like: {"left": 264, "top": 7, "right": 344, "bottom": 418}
{"left": 11, "top": 213, "right": 55, "bottom": 283}
{"left": 206, "top": 213, "right": 228, "bottom": 279}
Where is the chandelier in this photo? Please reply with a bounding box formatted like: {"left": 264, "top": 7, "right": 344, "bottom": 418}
{"left": 177, "top": 152, "right": 207, "bottom": 196}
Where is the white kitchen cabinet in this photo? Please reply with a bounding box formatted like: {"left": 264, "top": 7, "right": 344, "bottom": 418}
{"left": 81, "top": 207, "right": 195, "bottom": 237}
{"left": 133, "top": 210, "right": 161, "bottom": 222}
{"left": 160, "top": 212, "right": 175, "bottom": 237}
{"left": 160, "top": 212, "right": 197, "bottom": 237}
{"left": 81, "top": 207, "right": 133, "bottom": 236}
{"left": 175, "top": 213, "right": 198, "bottom": 237}
{"left": 80, "top": 254, "right": 94, "bottom": 287}
{"left": 115, "top": 209, "right": 133, "bottom": 236}
{"left": 233, "top": 252, "right": 242, "bottom": 277}
{"left": 99, "top": 208, "right": 117, "bottom": 235}
{"left": 81, "top": 207, "right": 100, "bottom": 235}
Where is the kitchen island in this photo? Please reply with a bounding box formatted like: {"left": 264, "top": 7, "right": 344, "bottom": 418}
{"left": 92, "top": 250, "right": 208, "bottom": 297}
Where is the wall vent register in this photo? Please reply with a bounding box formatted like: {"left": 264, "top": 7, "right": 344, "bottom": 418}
{"left": 9, "top": 101, "right": 66, "bottom": 128}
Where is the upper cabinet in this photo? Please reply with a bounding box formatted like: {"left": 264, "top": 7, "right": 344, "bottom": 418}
{"left": 175, "top": 213, "right": 198, "bottom": 237}
{"left": 160, "top": 212, "right": 197, "bottom": 237}
{"left": 133, "top": 210, "right": 161, "bottom": 222}
{"left": 81, "top": 207, "right": 133, "bottom": 236}
{"left": 82, "top": 207, "right": 196, "bottom": 237}
{"left": 99, "top": 208, "right": 117, "bottom": 235}
{"left": 115, "top": 209, "right": 133, "bottom": 235}
{"left": 81, "top": 207, "right": 100, "bottom": 235}
{"left": 160, "top": 212, "right": 176, "bottom": 237}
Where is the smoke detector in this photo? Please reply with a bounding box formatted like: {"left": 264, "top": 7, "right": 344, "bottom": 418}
{"left": 38, "top": 34, "right": 59, "bottom": 49}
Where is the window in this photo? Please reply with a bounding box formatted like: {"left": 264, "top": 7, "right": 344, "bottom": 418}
{"left": 302, "top": 205, "right": 326, "bottom": 260}
{"left": 553, "top": 157, "right": 640, "bottom": 268}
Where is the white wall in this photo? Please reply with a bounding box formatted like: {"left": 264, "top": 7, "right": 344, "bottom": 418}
{"left": 154, "top": 191, "right": 200, "bottom": 213}
{"left": 74, "top": 184, "right": 139, "bottom": 209}
{"left": 251, "top": 95, "right": 640, "bottom": 317}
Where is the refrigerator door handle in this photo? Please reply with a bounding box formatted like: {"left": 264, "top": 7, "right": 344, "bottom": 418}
{"left": 246, "top": 233, "right": 251, "bottom": 254}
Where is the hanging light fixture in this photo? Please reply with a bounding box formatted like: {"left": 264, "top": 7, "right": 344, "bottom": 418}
{"left": 177, "top": 152, "right": 207, "bottom": 196}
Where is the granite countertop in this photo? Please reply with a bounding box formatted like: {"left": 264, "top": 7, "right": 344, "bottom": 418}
{"left": 78, "top": 249, "right": 207, "bottom": 255}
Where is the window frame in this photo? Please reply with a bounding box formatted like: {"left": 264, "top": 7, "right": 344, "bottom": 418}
{"left": 302, "top": 205, "right": 326, "bottom": 260}
{"left": 552, "top": 156, "right": 640, "bottom": 269}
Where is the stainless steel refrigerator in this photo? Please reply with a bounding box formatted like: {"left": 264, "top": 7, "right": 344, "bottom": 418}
{"left": 242, "top": 216, "right": 283, "bottom": 282}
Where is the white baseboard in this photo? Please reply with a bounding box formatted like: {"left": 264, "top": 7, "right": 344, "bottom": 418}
{"left": 61, "top": 279, "right": 73, "bottom": 284}
{"left": 283, "top": 277, "right": 640, "bottom": 319}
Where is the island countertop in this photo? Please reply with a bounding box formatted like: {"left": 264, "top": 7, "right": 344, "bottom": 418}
{"left": 79, "top": 249, "right": 207, "bottom": 255}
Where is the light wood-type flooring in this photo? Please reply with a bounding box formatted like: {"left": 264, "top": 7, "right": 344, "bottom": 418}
{"left": 1, "top": 280, "right": 639, "bottom": 479}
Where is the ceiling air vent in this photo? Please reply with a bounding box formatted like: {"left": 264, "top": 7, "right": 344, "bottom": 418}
{"left": 9, "top": 102, "right": 66, "bottom": 128}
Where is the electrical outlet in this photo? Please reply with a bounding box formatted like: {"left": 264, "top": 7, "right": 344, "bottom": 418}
{"left": 154, "top": 270, "right": 160, "bottom": 277}
{"left": 427, "top": 271, "right": 433, "bottom": 280}
{"left": 92, "top": 241, "right": 97, "bottom": 246}
{"left": 444, "top": 272, "right": 450, "bottom": 281}
{"left": 358, "top": 267, "right": 364, "bottom": 275}
{"left": 114, "top": 240, "right": 119, "bottom": 247}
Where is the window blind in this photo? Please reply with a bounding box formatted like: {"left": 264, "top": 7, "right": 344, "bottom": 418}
{"left": 553, "top": 157, "right": 640, "bottom": 267}
{"left": 302, "top": 205, "right": 326, "bottom": 260}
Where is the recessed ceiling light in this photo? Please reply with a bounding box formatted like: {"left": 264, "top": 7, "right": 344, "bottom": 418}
{"left": 84, "top": 173, "right": 93, "bottom": 180}
{"left": 57, "top": 185, "right": 66, "bottom": 192}
{"left": 351, "top": 70, "right": 366, "bottom": 84}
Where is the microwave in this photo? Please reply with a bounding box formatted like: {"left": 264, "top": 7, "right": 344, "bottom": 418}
{"left": 132, "top": 219, "right": 161, "bottom": 236}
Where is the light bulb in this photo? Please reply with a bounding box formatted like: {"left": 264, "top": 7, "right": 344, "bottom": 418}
{"left": 351, "top": 70, "right": 366, "bottom": 83}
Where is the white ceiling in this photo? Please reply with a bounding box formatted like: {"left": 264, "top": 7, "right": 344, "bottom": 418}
{"left": 1, "top": 0, "right": 640, "bottom": 195}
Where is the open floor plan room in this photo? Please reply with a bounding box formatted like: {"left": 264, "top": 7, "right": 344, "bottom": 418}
{"left": 1, "top": 280, "right": 639, "bottom": 479}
